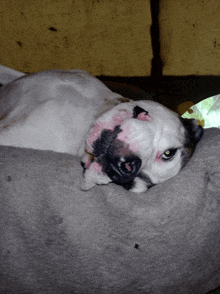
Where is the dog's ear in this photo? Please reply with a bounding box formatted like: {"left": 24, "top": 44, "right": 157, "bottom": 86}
{"left": 179, "top": 116, "right": 203, "bottom": 143}
{"left": 133, "top": 106, "right": 149, "bottom": 118}
{"left": 179, "top": 117, "right": 203, "bottom": 168}
{"left": 133, "top": 106, "right": 151, "bottom": 121}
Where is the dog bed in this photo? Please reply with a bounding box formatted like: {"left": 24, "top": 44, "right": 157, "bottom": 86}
{"left": 0, "top": 127, "right": 220, "bottom": 294}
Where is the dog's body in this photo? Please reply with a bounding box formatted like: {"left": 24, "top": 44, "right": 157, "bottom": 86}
{"left": 0, "top": 66, "right": 203, "bottom": 192}
{"left": 0, "top": 68, "right": 125, "bottom": 156}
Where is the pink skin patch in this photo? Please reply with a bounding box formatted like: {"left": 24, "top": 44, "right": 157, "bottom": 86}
{"left": 137, "top": 112, "right": 151, "bottom": 121}
{"left": 86, "top": 121, "right": 110, "bottom": 153}
{"left": 90, "top": 161, "right": 102, "bottom": 173}
{"left": 111, "top": 109, "right": 133, "bottom": 125}
{"left": 86, "top": 108, "right": 133, "bottom": 153}
{"left": 117, "top": 123, "right": 141, "bottom": 152}
{"left": 128, "top": 142, "right": 140, "bottom": 152}
{"left": 117, "top": 124, "right": 131, "bottom": 142}
{"left": 154, "top": 151, "right": 162, "bottom": 163}
{"left": 83, "top": 153, "right": 94, "bottom": 169}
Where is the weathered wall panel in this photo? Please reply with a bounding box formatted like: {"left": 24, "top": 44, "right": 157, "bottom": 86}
{"left": 0, "top": 0, "right": 152, "bottom": 76}
{"left": 159, "top": 0, "right": 220, "bottom": 75}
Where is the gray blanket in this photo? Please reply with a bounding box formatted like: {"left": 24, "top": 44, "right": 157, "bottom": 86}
{"left": 0, "top": 128, "right": 220, "bottom": 294}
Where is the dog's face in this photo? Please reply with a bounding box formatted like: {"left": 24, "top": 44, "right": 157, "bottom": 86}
{"left": 81, "top": 101, "right": 203, "bottom": 193}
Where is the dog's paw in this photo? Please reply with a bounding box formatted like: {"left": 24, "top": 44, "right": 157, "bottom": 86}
{"left": 81, "top": 162, "right": 112, "bottom": 191}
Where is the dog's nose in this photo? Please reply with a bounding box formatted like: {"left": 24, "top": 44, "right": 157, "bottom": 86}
{"left": 105, "top": 156, "right": 142, "bottom": 184}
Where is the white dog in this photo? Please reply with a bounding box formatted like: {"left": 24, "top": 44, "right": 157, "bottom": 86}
{"left": 0, "top": 65, "right": 203, "bottom": 192}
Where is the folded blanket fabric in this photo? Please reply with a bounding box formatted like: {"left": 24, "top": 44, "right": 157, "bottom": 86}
{"left": 0, "top": 128, "right": 220, "bottom": 294}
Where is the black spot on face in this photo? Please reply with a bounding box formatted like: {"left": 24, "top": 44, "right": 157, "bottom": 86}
{"left": 92, "top": 125, "right": 122, "bottom": 158}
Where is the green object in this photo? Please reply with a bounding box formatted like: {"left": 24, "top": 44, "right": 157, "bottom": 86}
{"left": 182, "top": 94, "right": 220, "bottom": 129}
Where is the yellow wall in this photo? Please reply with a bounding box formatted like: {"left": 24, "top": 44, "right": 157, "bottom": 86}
{"left": 1, "top": 0, "right": 220, "bottom": 77}
{"left": 159, "top": 0, "right": 220, "bottom": 75}
{"left": 0, "top": 0, "right": 152, "bottom": 76}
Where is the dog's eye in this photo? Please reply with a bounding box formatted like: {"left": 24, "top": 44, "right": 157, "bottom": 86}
{"left": 162, "top": 148, "right": 177, "bottom": 161}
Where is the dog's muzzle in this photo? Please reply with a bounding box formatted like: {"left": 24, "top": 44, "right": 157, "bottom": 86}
{"left": 81, "top": 113, "right": 152, "bottom": 190}
{"left": 103, "top": 153, "right": 142, "bottom": 184}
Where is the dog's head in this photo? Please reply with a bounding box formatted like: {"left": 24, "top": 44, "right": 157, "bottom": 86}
{"left": 81, "top": 101, "right": 203, "bottom": 193}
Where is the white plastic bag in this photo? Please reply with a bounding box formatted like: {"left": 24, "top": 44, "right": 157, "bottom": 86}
{"left": 182, "top": 94, "right": 220, "bottom": 129}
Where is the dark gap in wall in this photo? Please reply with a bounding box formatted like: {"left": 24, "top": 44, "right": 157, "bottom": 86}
{"left": 150, "top": 0, "right": 163, "bottom": 77}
